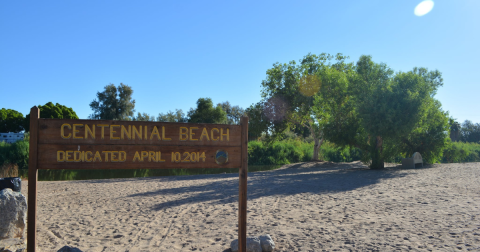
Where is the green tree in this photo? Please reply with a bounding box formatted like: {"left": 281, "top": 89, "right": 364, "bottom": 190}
{"left": 399, "top": 99, "right": 449, "bottom": 163}
{"left": 314, "top": 62, "right": 362, "bottom": 149}
{"left": 187, "top": 98, "right": 227, "bottom": 124}
{"left": 461, "top": 120, "right": 480, "bottom": 143}
{"left": 0, "top": 108, "right": 24, "bottom": 133}
{"left": 217, "top": 101, "right": 245, "bottom": 125}
{"left": 133, "top": 112, "right": 155, "bottom": 121}
{"left": 245, "top": 102, "right": 272, "bottom": 140}
{"left": 0, "top": 139, "right": 29, "bottom": 169}
{"left": 449, "top": 118, "right": 461, "bottom": 142}
{"left": 89, "top": 83, "right": 135, "bottom": 120}
{"left": 348, "top": 56, "right": 444, "bottom": 169}
{"left": 157, "top": 109, "right": 187, "bottom": 123}
{"left": 24, "top": 102, "right": 79, "bottom": 132}
{"left": 260, "top": 53, "right": 350, "bottom": 160}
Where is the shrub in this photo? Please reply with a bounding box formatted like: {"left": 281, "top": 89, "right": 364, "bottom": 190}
{"left": 442, "top": 141, "right": 480, "bottom": 163}
{"left": 320, "top": 141, "right": 362, "bottom": 162}
{"left": 248, "top": 139, "right": 314, "bottom": 165}
{"left": 248, "top": 139, "right": 362, "bottom": 165}
{"left": 0, "top": 139, "right": 29, "bottom": 170}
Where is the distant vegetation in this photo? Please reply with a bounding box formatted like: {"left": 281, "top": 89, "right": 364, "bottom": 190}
{"left": 248, "top": 139, "right": 363, "bottom": 165}
{"left": 2, "top": 54, "right": 480, "bottom": 173}
{"left": 0, "top": 139, "right": 28, "bottom": 169}
{"left": 442, "top": 141, "right": 480, "bottom": 163}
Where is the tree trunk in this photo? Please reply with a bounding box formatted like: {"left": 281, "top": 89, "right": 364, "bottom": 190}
{"left": 312, "top": 137, "right": 323, "bottom": 161}
{"left": 370, "top": 136, "right": 384, "bottom": 169}
{"left": 306, "top": 121, "right": 323, "bottom": 161}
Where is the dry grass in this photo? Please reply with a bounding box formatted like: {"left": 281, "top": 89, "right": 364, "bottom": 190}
{"left": 0, "top": 163, "right": 19, "bottom": 178}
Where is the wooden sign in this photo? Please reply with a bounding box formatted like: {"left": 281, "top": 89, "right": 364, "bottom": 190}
{"left": 28, "top": 106, "right": 249, "bottom": 252}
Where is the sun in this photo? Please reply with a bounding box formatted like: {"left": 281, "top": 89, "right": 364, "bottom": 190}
{"left": 414, "top": 0, "right": 434, "bottom": 17}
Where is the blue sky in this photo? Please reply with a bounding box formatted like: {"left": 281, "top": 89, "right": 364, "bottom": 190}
{"left": 1, "top": 0, "right": 479, "bottom": 123}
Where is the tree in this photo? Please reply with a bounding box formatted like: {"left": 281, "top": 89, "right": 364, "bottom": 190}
{"left": 157, "top": 109, "right": 187, "bottom": 123}
{"left": 399, "top": 99, "right": 449, "bottom": 163}
{"left": 217, "top": 101, "right": 245, "bottom": 125}
{"left": 245, "top": 102, "right": 273, "bottom": 140}
{"left": 0, "top": 109, "right": 24, "bottom": 133}
{"left": 187, "top": 98, "right": 227, "bottom": 124}
{"left": 449, "top": 118, "right": 461, "bottom": 142}
{"left": 314, "top": 62, "right": 362, "bottom": 149}
{"left": 89, "top": 83, "right": 135, "bottom": 120}
{"left": 133, "top": 112, "right": 156, "bottom": 121}
{"left": 260, "top": 53, "right": 350, "bottom": 160}
{"left": 24, "top": 102, "right": 79, "bottom": 132}
{"left": 348, "top": 56, "right": 444, "bottom": 169}
{"left": 461, "top": 120, "right": 480, "bottom": 143}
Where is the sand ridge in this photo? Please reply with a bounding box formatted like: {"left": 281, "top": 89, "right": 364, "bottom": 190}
{"left": 22, "top": 161, "right": 480, "bottom": 251}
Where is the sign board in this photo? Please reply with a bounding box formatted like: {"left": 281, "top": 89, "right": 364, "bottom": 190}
{"left": 28, "top": 107, "right": 249, "bottom": 252}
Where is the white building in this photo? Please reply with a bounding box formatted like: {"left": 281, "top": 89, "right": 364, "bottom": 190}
{"left": 0, "top": 132, "right": 25, "bottom": 144}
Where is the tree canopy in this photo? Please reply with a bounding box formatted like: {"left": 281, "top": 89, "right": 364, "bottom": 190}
{"left": 89, "top": 83, "right": 135, "bottom": 120}
{"left": 187, "top": 98, "right": 227, "bottom": 124}
{"left": 449, "top": 119, "right": 462, "bottom": 142}
{"left": 157, "top": 109, "right": 187, "bottom": 123}
{"left": 259, "top": 53, "right": 351, "bottom": 160}
{"left": 0, "top": 108, "right": 24, "bottom": 133}
{"left": 255, "top": 53, "right": 450, "bottom": 168}
{"left": 461, "top": 120, "right": 480, "bottom": 143}
{"left": 24, "top": 102, "right": 79, "bottom": 132}
{"left": 133, "top": 112, "right": 156, "bottom": 122}
{"left": 320, "top": 55, "right": 448, "bottom": 168}
{"left": 217, "top": 101, "right": 245, "bottom": 125}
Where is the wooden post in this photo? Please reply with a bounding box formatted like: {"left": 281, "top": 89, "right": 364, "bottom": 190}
{"left": 238, "top": 116, "right": 248, "bottom": 252}
{"left": 27, "top": 106, "right": 39, "bottom": 252}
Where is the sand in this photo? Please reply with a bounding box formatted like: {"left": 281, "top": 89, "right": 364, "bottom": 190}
{"left": 21, "top": 161, "right": 480, "bottom": 252}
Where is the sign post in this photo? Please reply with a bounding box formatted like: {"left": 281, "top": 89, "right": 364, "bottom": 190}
{"left": 27, "top": 107, "right": 39, "bottom": 252}
{"left": 27, "top": 106, "right": 248, "bottom": 252}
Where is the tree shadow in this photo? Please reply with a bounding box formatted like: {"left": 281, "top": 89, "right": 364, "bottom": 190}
{"left": 123, "top": 162, "right": 410, "bottom": 211}
{"left": 65, "top": 168, "right": 241, "bottom": 184}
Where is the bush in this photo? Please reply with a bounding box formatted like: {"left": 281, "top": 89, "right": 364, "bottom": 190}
{"left": 320, "top": 141, "right": 362, "bottom": 162}
{"left": 248, "top": 139, "right": 314, "bottom": 165}
{"left": 248, "top": 139, "right": 362, "bottom": 165}
{"left": 442, "top": 141, "right": 480, "bottom": 163}
{"left": 0, "top": 139, "right": 29, "bottom": 170}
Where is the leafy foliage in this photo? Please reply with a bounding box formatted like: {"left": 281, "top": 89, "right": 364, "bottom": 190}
{"left": 442, "top": 141, "right": 480, "bottom": 163}
{"left": 157, "top": 109, "right": 187, "bottom": 123}
{"left": 259, "top": 53, "right": 351, "bottom": 160}
{"left": 133, "top": 112, "right": 156, "bottom": 121}
{"left": 344, "top": 56, "right": 446, "bottom": 168}
{"left": 0, "top": 108, "right": 24, "bottom": 133}
{"left": 449, "top": 118, "right": 462, "bottom": 142}
{"left": 398, "top": 99, "right": 449, "bottom": 164}
{"left": 24, "top": 102, "right": 79, "bottom": 132}
{"left": 460, "top": 120, "right": 480, "bottom": 143}
{"left": 89, "top": 83, "right": 135, "bottom": 120}
{"left": 247, "top": 139, "right": 363, "bottom": 165}
{"left": 217, "top": 101, "right": 245, "bottom": 125}
{"left": 187, "top": 98, "right": 227, "bottom": 124}
{"left": 248, "top": 140, "right": 312, "bottom": 165}
{"left": 245, "top": 102, "right": 273, "bottom": 140}
{"left": 0, "top": 139, "right": 29, "bottom": 169}
{"left": 320, "top": 141, "right": 363, "bottom": 163}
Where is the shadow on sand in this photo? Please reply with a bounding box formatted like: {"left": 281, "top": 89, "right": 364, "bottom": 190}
{"left": 104, "top": 161, "right": 413, "bottom": 211}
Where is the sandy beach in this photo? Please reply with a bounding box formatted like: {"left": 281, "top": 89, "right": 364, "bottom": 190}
{"left": 22, "top": 161, "right": 480, "bottom": 251}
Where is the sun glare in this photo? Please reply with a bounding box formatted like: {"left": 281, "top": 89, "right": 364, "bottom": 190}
{"left": 299, "top": 74, "right": 321, "bottom": 97}
{"left": 414, "top": 0, "right": 434, "bottom": 17}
